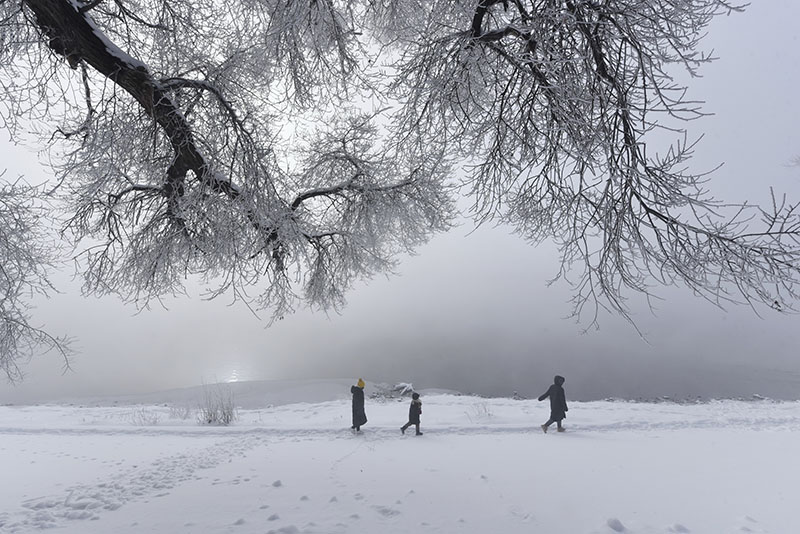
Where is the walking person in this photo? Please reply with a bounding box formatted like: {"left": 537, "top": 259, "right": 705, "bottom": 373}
{"left": 401, "top": 392, "right": 423, "bottom": 436}
{"left": 351, "top": 378, "right": 368, "bottom": 432}
{"left": 538, "top": 375, "right": 568, "bottom": 433}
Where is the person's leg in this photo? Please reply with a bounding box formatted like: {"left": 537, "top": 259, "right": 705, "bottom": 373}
{"left": 415, "top": 423, "right": 422, "bottom": 435}
{"left": 401, "top": 422, "right": 410, "bottom": 433}
{"left": 556, "top": 420, "right": 564, "bottom": 432}
{"left": 541, "top": 418, "right": 554, "bottom": 433}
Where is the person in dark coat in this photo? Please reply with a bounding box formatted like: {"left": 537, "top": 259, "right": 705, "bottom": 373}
{"left": 538, "top": 375, "right": 568, "bottom": 433}
{"left": 400, "top": 392, "right": 423, "bottom": 436}
{"left": 351, "top": 378, "right": 367, "bottom": 432}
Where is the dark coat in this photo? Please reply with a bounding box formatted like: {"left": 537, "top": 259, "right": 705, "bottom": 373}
{"left": 538, "top": 376, "right": 568, "bottom": 421}
{"left": 407, "top": 399, "right": 422, "bottom": 424}
{"left": 351, "top": 385, "right": 367, "bottom": 427}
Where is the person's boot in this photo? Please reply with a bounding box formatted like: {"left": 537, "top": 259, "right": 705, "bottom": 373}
{"left": 541, "top": 424, "right": 548, "bottom": 433}
{"left": 557, "top": 427, "right": 565, "bottom": 432}
{"left": 415, "top": 431, "right": 423, "bottom": 436}
{"left": 401, "top": 425, "right": 406, "bottom": 434}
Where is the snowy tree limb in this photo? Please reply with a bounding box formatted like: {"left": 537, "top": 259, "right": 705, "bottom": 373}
{"left": 1, "top": 0, "right": 799, "bottom": 376}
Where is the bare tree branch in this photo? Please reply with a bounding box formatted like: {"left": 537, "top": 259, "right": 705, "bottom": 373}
{"left": 1, "top": 0, "right": 798, "bottom": 376}
{"left": 0, "top": 176, "right": 72, "bottom": 381}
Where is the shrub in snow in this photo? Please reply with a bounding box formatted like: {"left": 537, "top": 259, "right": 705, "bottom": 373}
{"left": 393, "top": 383, "right": 414, "bottom": 396}
{"left": 464, "top": 401, "right": 492, "bottom": 423}
{"left": 129, "top": 407, "right": 161, "bottom": 426}
{"left": 168, "top": 405, "right": 194, "bottom": 420}
{"left": 367, "top": 382, "right": 403, "bottom": 402}
{"left": 198, "top": 382, "right": 238, "bottom": 425}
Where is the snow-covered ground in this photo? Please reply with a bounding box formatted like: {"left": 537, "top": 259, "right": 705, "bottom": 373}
{"left": 1, "top": 380, "right": 798, "bottom": 534}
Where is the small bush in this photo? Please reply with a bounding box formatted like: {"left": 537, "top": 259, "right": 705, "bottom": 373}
{"left": 464, "top": 401, "right": 492, "bottom": 423}
{"left": 392, "top": 383, "right": 414, "bottom": 396}
{"left": 198, "top": 382, "right": 238, "bottom": 425}
{"left": 168, "top": 404, "right": 194, "bottom": 420}
{"left": 130, "top": 406, "right": 162, "bottom": 426}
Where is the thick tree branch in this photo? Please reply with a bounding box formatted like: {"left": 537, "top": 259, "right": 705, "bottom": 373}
{"left": 24, "top": 0, "right": 233, "bottom": 203}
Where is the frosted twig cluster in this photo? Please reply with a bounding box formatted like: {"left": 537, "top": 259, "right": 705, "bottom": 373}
{"left": 1, "top": 0, "right": 797, "bottom": 375}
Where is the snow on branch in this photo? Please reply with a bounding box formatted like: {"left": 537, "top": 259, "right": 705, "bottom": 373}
{"left": 0, "top": 0, "right": 797, "bottom": 373}
{"left": 0, "top": 177, "right": 71, "bottom": 381}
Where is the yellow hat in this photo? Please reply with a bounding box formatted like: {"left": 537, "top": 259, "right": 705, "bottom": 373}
{"left": 357, "top": 378, "right": 365, "bottom": 388}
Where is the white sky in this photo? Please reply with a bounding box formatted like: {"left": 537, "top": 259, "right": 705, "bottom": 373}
{"left": 2, "top": 1, "right": 800, "bottom": 403}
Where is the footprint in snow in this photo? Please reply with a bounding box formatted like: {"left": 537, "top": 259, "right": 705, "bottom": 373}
{"left": 509, "top": 507, "right": 532, "bottom": 522}
{"left": 606, "top": 517, "right": 626, "bottom": 532}
{"left": 373, "top": 505, "right": 401, "bottom": 517}
{"left": 738, "top": 516, "right": 768, "bottom": 533}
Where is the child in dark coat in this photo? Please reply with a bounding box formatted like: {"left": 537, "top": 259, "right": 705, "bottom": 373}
{"left": 401, "top": 392, "right": 423, "bottom": 436}
{"left": 538, "top": 375, "right": 568, "bottom": 433}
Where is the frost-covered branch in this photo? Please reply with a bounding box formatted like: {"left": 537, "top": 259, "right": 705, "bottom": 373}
{"left": 378, "top": 0, "right": 800, "bottom": 324}
{"left": 0, "top": 177, "right": 71, "bottom": 381}
{"left": 1, "top": 0, "right": 799, "bottom": 378}
{"left": 1, "top": 0, "right": 451, "bottom": 326}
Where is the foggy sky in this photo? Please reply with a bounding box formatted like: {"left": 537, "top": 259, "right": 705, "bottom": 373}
{"left": 2, "top": 1, "right": 800, "bottom": 403}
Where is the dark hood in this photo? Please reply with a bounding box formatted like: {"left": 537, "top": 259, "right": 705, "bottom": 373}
{"left": 554, "top": 375, "right": 565, "bottom": 386}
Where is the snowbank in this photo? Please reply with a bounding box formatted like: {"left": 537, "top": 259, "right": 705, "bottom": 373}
{"left": 1, "top": 380, "right": 797, "bottom": 533}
